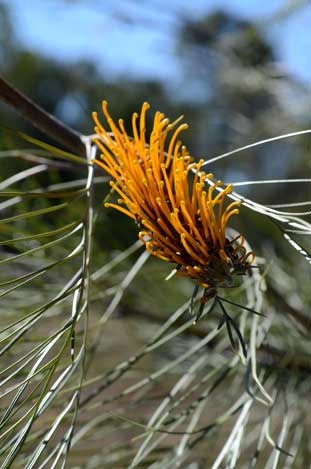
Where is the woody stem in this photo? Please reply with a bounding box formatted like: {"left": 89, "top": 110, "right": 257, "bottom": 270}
{"left": 0, "top": 74, "right": 85, "bottom": 157}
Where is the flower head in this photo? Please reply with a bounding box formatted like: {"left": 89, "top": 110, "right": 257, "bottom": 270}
{"left": 93, "top": 101, "right": 254, "bottom": 291}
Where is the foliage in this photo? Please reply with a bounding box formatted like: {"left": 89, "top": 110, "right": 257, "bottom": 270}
{"left": 0, "top": 2, "right": 310, "bottom": 467}
{"left": 0, "top": 117, "right": 310, "bottom": 468}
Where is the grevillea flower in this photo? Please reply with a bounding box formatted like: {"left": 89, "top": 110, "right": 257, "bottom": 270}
{"left": 92, "top": 102, "right": 254, "bottom": 296}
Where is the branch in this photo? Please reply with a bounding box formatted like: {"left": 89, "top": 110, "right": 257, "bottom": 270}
{"left": 268, "top": 284, "right": 311, "bottom": 334}
{"left": 0, "top": 75, "right": 86, "bottom": 157}
{"left": 117, "top": 305, "right": 311, "bottom": 372}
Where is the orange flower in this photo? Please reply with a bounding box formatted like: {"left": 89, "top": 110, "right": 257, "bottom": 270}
{"left": 92, "top": 102, "right": 254, "bottom": 292}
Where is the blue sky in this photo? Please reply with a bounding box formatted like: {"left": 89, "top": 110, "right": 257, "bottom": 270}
{"left": 3, "top": 0, "right": 311, "bottom": 83}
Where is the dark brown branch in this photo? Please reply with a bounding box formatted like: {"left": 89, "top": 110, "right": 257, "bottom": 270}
{"left": 117, "top": 305, "right": 311, "bottom": 372}
{"left": 258, "top": 343, "right": 311, "bottom": 374}
{"left": 268, "top": 284, "right": 311, "bottom": 334}
{"left": 0, "top": 75, "right": 86, "bottom": 157}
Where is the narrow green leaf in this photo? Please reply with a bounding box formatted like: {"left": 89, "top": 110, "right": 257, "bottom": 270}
{"left": 0, "top": 221, "right": 79, "bottom": 246}
{"left": 0, "top": 248, "right": 82, "bottom": 291}
{"left": 0, "top": 201, "right": 69, "bottom": 224}
{"left": 0, "top": 223, "right": 82, "bottom": 266}
{"left": 17, "top": 131, "right": 88, "bottom": 165}
{"left": 0, "top": 189, "right": 86, "bottom": 199}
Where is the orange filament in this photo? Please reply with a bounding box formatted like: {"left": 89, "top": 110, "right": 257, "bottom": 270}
{"left": 92, "top": 101, "right": 255, "bottom": 287}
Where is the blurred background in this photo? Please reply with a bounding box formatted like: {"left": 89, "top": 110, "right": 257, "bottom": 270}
{"left": 0, "top": 1, "right": 310, "bottom": 467}
{"left": 1, "top": 0, "right": 310, "bottom": 249}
